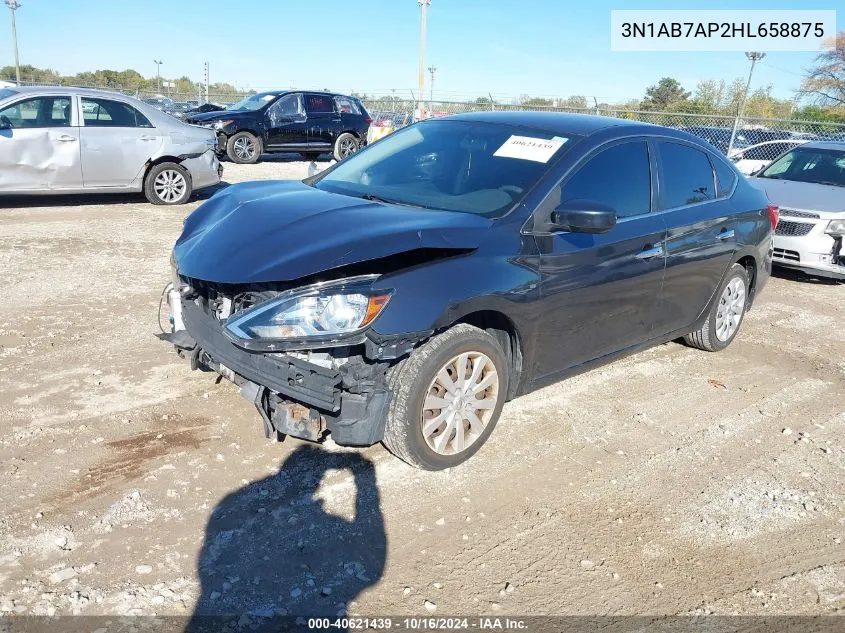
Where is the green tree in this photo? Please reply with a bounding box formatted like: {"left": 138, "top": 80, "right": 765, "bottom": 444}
{"left": 560, "top": 95, "right": 588, "bottom": 109}
{"left": 641, "top": 77, "right": 691, "bottom": 110}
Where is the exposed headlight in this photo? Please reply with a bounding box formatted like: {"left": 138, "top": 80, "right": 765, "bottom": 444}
{"left": 224, "top": 275, "right": 391, "bottom": 350}
{"left": 214, "top": 119, "right": 234, "bottom": 129}
{"left": 825, "top": 219, "right": 845, "bottom": 236}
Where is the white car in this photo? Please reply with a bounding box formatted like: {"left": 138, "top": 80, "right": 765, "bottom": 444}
{"left": 0, "top": 86, "right": 222, "bottom": 205}
{"left": 748, "top": 141, "right": 845, "bottom": 280}
{"left": 728, "top": 139, "right": 809, "bottom": 175}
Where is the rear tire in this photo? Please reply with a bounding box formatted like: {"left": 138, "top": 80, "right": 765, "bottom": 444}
{"left": 684, "top": 263, "right": 749, "bottom": 352}
{"left": 144, "top": 162, "right": 192, "bottom": 205}
{"left": 382, "top": 324, "right": 508, "bottom": 470}
{"left": 333, "top": 133, "right": 359, "bottom": 161}
{"left": 226, "top": 131, "right": 262, "bottom": 164}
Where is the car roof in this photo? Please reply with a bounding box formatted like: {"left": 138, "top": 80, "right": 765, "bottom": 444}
{"left": 442, "top": 110, "right": 712, "bottom": 140}
{"left": 799, "top": 140, "right": 845, "bottom": 151}
{"left": 2, "top": 85, "right": 138, "bottom": 99}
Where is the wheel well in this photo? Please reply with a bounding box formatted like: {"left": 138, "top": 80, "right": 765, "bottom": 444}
{"left": 143, "top": 156, "right": 191, "bottom": 185}
{"left": 736, "top": 255, "right": 757, "bottom": 299}
{"left": 453, "top": 311, "right": 523, "bottom": 399}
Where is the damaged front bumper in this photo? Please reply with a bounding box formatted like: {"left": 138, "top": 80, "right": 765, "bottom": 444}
{"left": 161, "top": 294, "right": 410, "bottom": 446}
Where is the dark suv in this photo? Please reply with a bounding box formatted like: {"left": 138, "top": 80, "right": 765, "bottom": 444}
{"left": 185, "top": 90, "right": 371, "bottom": 164}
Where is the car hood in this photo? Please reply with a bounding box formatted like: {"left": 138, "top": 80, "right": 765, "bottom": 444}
{"left": 173, "top": 181, "right": 493, "bottom": 284}
{"left": 747, "top": 177, "right": 845, "bottom": 215}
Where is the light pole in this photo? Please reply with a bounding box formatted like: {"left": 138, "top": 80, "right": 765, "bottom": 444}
{"left": 428, "top": 65, "right": 436, "bottom": 108}
{"left": 727, "top": 51, "right": 765, "bottom": 156}
{"left": 153, "top": 59, "right": 163, "bottom": 92}
{"left": 417, "top": 0, "right": 431, "bottom": 118}
{"left": 5, "top": 0, "right": 21, "bottom": 85}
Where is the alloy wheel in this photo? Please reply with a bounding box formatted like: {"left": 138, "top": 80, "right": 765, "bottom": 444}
{"left": 339, "top": 137, "right": 357, "bottom": 158}
{"left": 420, "top": 351, "right": 500, "bottom": 455}
{"left": 153, "top": 169, "right": 187, "bottom": 203}
{"left": 233, "top": 136, "right": 255, "bottom": 161}
{"left": 715, "top": 276, "right": 746, "bottom": 342}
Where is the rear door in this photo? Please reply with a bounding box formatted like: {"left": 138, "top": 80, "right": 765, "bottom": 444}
{"left": 533, "top": 139, "right": 667, "bottom": 378}
{"left": 304, "top": 93, "right": 341, "bottom": 151}
{"left": 79, "top": 97, "right": 163, "bottom": 187}
{"left": 0, "top": 94, "right": 82, "bottom": 190}
{"left": 653, "top": 140, "right": 739, "bottom": 337}
{"left": 264, "top": 93, "right": 308, "bottom": 149}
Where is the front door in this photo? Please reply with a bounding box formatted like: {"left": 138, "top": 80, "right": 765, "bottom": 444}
{"left": 264, "top": 93, "right": 308, "bottom": 150}
{"left": 304, "top": 93, "right": 341, "bottom": 151}
{"left": 79, "top": 97, "right": 163, "bottom": 188}
{"left": 533, "top": 139, "right": 667, "bottom": 379}
{"left": 0, "top": 95, "right": 82, "bottom": 190}
{"left": 653, "top": 140, "right": 739, "bottom": 336}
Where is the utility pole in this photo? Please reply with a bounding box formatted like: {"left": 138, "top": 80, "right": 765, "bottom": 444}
{"left": 428, "top": 65, "right": 436, "bottom": 109}
{"left": 5, "top": 0, "right": 21, "bottom": 85}
{"left": 203, "top": 61, "right": 209, "bottom": 104}
{"left": 727, "top": 51, "right": 765, "bottom": 156}
{"left": 417, "top": 0, "right": 431, "bottom": 118}
{"left": 153, "top": 59, "right": 163, "bottom": 92}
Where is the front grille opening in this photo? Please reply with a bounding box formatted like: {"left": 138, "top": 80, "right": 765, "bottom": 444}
{"left": 775, "top": 221, "right": 814, "bottom": 237}
{"left": 773, "top": 248, "right": 801, "bottom": 262}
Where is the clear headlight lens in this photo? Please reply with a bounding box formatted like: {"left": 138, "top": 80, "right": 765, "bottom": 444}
{"left": 224, "top": 276, "right": 391, "bottom": 348}
{"left": 825, "top": 219, "right": 845, "bottom": 236}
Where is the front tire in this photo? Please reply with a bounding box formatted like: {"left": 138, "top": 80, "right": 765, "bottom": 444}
{"left": 382, "top": 324, "right": 509, "bottom": 470}
{"left": 226, "top": 131, "right": 262, "bottom": 164}
{"left": 333, "top": 133, "right": 359, "bottom": 161}
{"left": 684, "top": 263, "right": 749, "bottom": 352}
{"left": 144, "top": 162, "right": 192, "bottom": 205}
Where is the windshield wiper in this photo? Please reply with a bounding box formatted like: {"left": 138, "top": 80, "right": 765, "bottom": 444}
{"left": 360, "top": 193, "right": 424, "bottom": 208}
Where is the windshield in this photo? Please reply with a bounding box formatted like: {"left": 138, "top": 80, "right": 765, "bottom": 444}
{"left": 312, "top": 120, "right": 573, "bottom": 217}
{"left": 226, "top": 92, "right": 277, "bottom": 112}
{"left": 759, "top": 146, "right": 845, "bottom": 187}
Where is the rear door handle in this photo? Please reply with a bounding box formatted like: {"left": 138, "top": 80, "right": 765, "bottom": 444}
{"left": 636, "top": 245, "right": 664, "bottom": 260}
{"left": 56, "top": 134, "right": 77, "bottom": 142}
{"left": 139, "top": 135, "right": 157, "bottom": 141}
{"left": 718, "top": 229, "right": 735, "bottom": 240}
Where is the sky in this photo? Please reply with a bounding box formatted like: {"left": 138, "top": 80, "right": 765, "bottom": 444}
{"left": 1, "top": 0, "right": 840, "bottom": 103}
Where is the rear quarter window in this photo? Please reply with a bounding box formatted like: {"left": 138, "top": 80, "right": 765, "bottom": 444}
{"left": 710, "top": 155, "right": 738, "bottom": 198}
{"left": 334, "top": 96, "right": 361, "bottom": 115}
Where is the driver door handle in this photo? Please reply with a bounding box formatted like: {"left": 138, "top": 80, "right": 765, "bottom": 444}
{"left": 636, "top": 245, "right": 664, "bottom": 260}
{"left": 56, "top": 134, "right": 77, "bottom": 142}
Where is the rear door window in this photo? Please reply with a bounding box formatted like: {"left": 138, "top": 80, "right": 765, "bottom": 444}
{"left": 658, "top": 141, "right": 716, "bottom": 208}
{"left": 305, "top": 94, "right": 336, "bottom": 114}
{"left": 80, "top": 98, "right": 152, "bottom": 128}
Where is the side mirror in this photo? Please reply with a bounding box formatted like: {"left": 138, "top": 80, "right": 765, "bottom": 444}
{"left": 551, "top": 200, "right": 617, "bottom": 234}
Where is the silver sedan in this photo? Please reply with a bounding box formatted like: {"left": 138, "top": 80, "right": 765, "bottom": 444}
{"left": 0, "top": 86, "right": 222, "bottom": 205}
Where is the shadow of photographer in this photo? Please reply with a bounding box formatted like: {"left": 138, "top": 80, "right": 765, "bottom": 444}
{"left": 187, "top": 444, "right": 386, "bottom": 632}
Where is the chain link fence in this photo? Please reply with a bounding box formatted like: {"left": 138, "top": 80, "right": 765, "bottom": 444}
{"left": 362, "top": 98, "right": 845, "bottom": 173}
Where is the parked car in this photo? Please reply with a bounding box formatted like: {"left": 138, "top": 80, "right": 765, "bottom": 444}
{"left": 185, "top": 90, "right": 372, "bottom": 164}
{"left": 366, "top": 111, "right": 413, "bottom": 145}
{"left": 142, "top": 96, "right": 175, "bottom": 111}
{"left": 728, "top": 139, "right": 809, "bottom": 175}
{"left": 164, "top": 101, "right": 192, "bottom": 120}
{"left": 188, "top": 102, "right": 225, "bottom": 115}
{"left": 161, "top": 112, "right": 774, "bottom": 470}
{"left": 748, "top": 141, "right": 845, "bottom": 280}
{"left": 677, "top": 125, "right": 751, "bottom": 154}
{"left": 0, "top": 86, "right": 222, "bottom": 205}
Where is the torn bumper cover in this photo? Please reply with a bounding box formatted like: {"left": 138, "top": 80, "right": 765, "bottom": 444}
{"left": 161, "top": 299, "right": 392, "bottom": 446}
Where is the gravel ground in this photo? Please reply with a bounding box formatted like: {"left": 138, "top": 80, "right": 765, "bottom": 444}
{"left": 0, "top": 157, "right": 843, "bottom": 622}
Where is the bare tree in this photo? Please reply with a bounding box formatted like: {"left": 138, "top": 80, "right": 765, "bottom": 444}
{"left": 800, "top": 31, "right": 845, "bottom": 106}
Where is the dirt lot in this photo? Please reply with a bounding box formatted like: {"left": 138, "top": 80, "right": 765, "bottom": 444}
{"left": 1, "top": 158, "right": 843, "bottom": 623}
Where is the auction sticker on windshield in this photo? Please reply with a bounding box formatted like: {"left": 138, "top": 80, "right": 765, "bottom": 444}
{"left": 494, "top": 135, "right": 566, "bottom": 163}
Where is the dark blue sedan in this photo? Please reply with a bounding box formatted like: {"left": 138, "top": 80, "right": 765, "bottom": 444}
{"left": 163, "top": 112, "right": 775, "bottom": 470}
